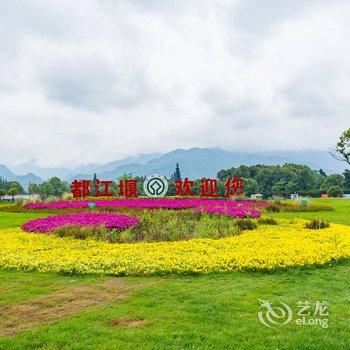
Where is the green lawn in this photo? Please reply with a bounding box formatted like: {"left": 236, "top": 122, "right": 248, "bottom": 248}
{"left": 267, "top": 198, "right": 350, "bottom": 225}
{"left": 0, "top": 211, "right": 47, "bottom": 229}
{"left": 0, "top": 199, "right": 349, "bottom": 349}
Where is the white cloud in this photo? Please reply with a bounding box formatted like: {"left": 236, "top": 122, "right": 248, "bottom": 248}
{"left": 0, "top": 0, "right": 349, "bottom": 167}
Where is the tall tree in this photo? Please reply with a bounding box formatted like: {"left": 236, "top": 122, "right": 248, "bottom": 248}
{"left": 343, "top": 169, "right": 350, "bottom": 189}
{"left": 173, "top": 163, "right": 181, "bottom": 180}
{"left": 90, "top": 173, "right": 98, "bottom": 196}
{"left": 319, "top": 169, "right": 327, "bottom": 176}
{"left": 331, "top": 128, "right": 350, "bottom": 165}
{"left": 7, "top": 187, "right": 18, "bottom": 200}
{"left": 28, "top": 183, "right": 40, "bottom": 195}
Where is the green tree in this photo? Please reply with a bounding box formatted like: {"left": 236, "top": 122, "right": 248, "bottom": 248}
{"left": 39, "top": 182, "right": 54, "bottom": 200}
{"left": 172, "top": 163, "right": 182, "bottom": 180}
{"left": 244, "top": 178, "right": 258, "bottom": 196}
{"left": 285, "top": 181, "right": 298, "bottom": 195}
{"left": 319, "top": 169, "right": 327, "bottom": 176}
{"left": 90, "top": 173, "right": 97, "bottom": 196}
{"left": 272, "top": 180, "right": 287, "bottom": 196}
{"left": 7, "top": 187, "right": 18, "bottom": 199}
{"left": 118, "top": 173, "right": 133, "bottom": 180}
{"left": 343, "top": 169, "right": 350, "bottom": 189}
{"left": 327, "top": 186, "right": 343, "bottom": 197}
{"left": 48, "top": 177, "right": 69, "bottom": 197}
{"left": 7, "top": 181, "right": 24, "bottom": 194}
{"left": 332, "top": 128, "right": 350, "bottom": 165}
{"left": 217, "top": 163, "right": 330, "bottom": 198}
{"left": 28, "top": 183, "right": 40, "bottom": 195}
{"left": 323, "top": 174, "right": 344, "bottom": 190}
{"left": 0, "top": 189, "right": 6, "bottom": 197}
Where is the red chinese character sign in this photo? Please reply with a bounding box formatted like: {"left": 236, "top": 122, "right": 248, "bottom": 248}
{"left": 225, "top": 177, "right": 245, "bottom": 197}
{"left": 119, "top": 179, "right": 138, "bottom": 197}
{"left": 71, "top": 176, "right": 244, "bottom": 198}
{"left": 71, "top": 180, "right": 91, "bottom": 198}
{"left": 200, "top": 178, "right": 218, "bottom": 197}
{"left": 175, "top": 178, "right": 194, "bottom": 196}
{"left": 95, "top": 179, "right": 113, "bottom": 197}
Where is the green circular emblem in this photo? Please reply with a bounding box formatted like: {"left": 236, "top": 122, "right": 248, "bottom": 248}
{"left": 143, "top": 174, "right": 168, "bottom": 197}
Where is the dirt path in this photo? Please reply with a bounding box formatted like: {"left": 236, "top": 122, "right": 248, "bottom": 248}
{"left": 0, "top": 278, "right": 140, "bottom": 336}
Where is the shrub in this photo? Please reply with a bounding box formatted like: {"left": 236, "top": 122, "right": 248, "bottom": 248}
{"left": 257, "top": 217, "right": 278, "bottom": 225}
{"left": 62, "top": 192, "right": 73, "bottom": 200}
{"left": 265, "top": 204, "right": 281, "bottom": 212}
{"left": 272, "top": 196, "right": 283, "bottom": 205}
{"left": 54, "top": 225, "right": 121, "bottom": 243}
{"left": 305, "top": 220, "right": 330, "bottom": 230}
{"left": 327, "top": 186, "right": 343, "bottom": 198}
{"left": 236, "top": 218, "right": 258, "bottom": 232}
{"left": 279, "top": 203, "right": 334, "bottom": 212}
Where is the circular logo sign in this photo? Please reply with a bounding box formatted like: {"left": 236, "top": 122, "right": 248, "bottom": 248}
{"left": 143, "top": 174, "right": 168, "bottom": 197}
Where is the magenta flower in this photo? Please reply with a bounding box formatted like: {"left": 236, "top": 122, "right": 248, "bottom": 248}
{"left": 25, "top": 198, "right": 268, "bottom": 210}
{"left": 22, "top": 212, "right": 140, "bottom": 233}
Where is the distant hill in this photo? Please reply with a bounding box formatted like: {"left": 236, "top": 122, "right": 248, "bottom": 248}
{"left": 66, "top": 148, "right": 348, "bottom": 181}
{"left": 4, "top": 148, "right": 347, "bottom": 185}
{"left": 10, "top": 153, "right": 162, "bottom": 180}
{"left": 0, "top": 164, "right": 42, "bottom": 190}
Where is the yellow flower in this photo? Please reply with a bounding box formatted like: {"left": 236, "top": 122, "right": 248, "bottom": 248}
{"left": 0, "top": 220, "right": 349, "bottom": 276}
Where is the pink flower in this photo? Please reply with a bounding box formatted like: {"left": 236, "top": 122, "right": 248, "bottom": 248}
{"left": 25, "top": 198, "right": 267, "bottom": 210}
{"left": 22, "top": 212, "right": 140, "bottom": 233}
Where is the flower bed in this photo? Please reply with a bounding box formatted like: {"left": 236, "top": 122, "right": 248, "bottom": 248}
{"left": 2, "top": 220, "right": 350, "bottom": 275}
{"left": 22, "top": 212, "right": 140, "bottom": 233}
{"left": 25, "top": 198, "right": 268, "bottom": 210}
{"left": 194, "top": 206, "right": 261, "bottom": 218}
{"left": 25, "top": 198, "right": 266, "bottom": 218}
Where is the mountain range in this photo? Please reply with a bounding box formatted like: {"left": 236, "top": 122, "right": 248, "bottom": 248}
{"left": 1, "top": 148, "right": 348, "bottom": 189}
{"left": 0, "top": 164, "right": 42, "bottom": 189}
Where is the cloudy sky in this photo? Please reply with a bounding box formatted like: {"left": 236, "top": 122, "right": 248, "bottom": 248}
{"left": 0, "top": 0, "right": 349, "bottom": 168}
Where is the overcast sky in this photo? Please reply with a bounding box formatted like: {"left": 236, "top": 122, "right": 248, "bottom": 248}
{"left": 0, "top": 0, "right": 349, "bottom": 168}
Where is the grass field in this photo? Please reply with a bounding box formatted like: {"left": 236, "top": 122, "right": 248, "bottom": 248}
{"left": 0, "top": 199, "right": 349, "bottom": 349}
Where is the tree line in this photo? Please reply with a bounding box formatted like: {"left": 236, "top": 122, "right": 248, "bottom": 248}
{"left": 0, "top": 178, "right": 24, "bottom": 198}
{"left": 217, "top": 164, "right": 349, "bottom": 198}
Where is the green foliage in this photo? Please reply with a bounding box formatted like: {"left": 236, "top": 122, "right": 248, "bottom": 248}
{"left": 305, "top": 219, "right": 330, "bottom": 230}
{"left": 266, "top": 203, "right": 334, "bottom": 213}
{"left": 54, "top": 225, "right": 121, "bottom": 242}
{"left": 235, "top": 218, "right": 258, "bottom": 231}
{"left": 323, "top": 174, "right": 344, "bottom": 191}
{"left": 0, "top": 178, "right": 24, "bottom": 194}
{"left": 343, "top": 169, "right": 350, "bottom": 188}
{"left": 38, "top": 177, "right": 69, "bottom": 200}
{"left": 243, "top": 178, "right": 258, "bottom": 196}
{"left": 265, "top": 204, "right": 281, "bottom": 212}
{"left": 319, "top": 168, "right": 327, "bottom": 176}
{"left": 327, "top": 185, "right": 343, "bottom": 198}
{"left": 333, "top": 128, "right": 350, "bottom": 165}
{"left": 28, "top": 183, "right": 40, "bottom": 195}
{"left": 257, "top": 217, "right": 278, "bottom": 225}
{"left": 7, "top": 188, "right": 19, "bottom": 197}
{"left": 90, "top": 173, "right": 97, "bottom": 197}
{"left": 172, "top": 163, "right": 182, "bottom": 180}
{"left": 218, "top": 163, "right": 344, "bottom": 198}
{"left": 121, "top": 209, "right": 240, "bottom": 242}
